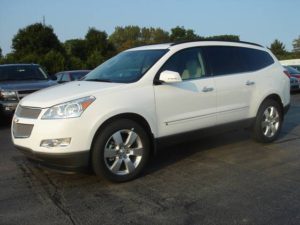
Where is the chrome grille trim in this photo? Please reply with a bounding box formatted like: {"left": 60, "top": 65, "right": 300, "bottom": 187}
{"left": 15, "top": 106, "right": 42, "bottom": 119}
{"left": 13, "top": 123, "right": 34, "bottom": 138}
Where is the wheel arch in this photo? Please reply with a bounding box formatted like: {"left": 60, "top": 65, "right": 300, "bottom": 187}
{"left": 90, "top": 113, "right": 156, "bottom": 158}
{"left": 257, "top": 93, "right": 284, "bottom": 116}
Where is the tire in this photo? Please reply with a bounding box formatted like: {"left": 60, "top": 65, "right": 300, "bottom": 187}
{"left": 91, "top": 119, "right": 150, "bottom": 182}
{"left": 252, "top": 99, "right": 283, "bottom": 143}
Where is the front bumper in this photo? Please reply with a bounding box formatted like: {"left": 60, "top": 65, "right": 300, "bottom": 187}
{"left": 15, "top": 145, "right": 90, "bottom": 172}
{"left": 0, "top": 101, "right": 18, "bottom": 116}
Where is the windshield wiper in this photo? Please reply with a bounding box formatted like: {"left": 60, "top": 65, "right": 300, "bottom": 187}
{"left": 84, "top": 78, "right": 112, "bottom": 82}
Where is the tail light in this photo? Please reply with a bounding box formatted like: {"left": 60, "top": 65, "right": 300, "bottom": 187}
{"left": 283, "top": 70, "right": 291, "bottom": 78}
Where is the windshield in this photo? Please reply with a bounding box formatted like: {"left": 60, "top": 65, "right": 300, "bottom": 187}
{"left": 0, "top": 65, "right": 49, "bottom": 81}
{"left": 84, "top": 49, "right": 168, "bottom": 83}
{"left": 285, "top": 66, "right": 300, "bottom": 75}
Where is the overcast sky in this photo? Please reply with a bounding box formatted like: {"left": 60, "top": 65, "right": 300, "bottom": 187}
{"left": 0, "top": 0, "right": 299, "bottom": 55}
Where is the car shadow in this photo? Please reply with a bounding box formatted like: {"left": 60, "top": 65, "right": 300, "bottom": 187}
{"left": 144, "top": 129, "right": 251, "bottom": 176}
{"left": 0, "top": 116, "right": 12, "bottom": 129}
{"left": 279, "top": 105, "right": 300, "bottom": 139}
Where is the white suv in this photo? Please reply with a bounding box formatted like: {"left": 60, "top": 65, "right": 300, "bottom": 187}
{"left": 12, "top": 41, "right": 290, "bottom": 182}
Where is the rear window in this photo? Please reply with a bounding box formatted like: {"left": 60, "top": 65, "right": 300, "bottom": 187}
{"left": 203, "top": 46, "right": 274, "bottom": 76}
{"left": 0, "top": 65, "right": 49, "bottom": 81}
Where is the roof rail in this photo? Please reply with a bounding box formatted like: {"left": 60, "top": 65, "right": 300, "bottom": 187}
{"left": 170, "top": 39, "right": 263, "bottom": 47}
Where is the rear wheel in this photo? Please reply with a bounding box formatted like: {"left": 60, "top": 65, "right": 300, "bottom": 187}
{"left": 253, "top": 99, "right": 283, "bottom": 143}
{"left": 92, "top": 119, "right": 150, "bottom": 182}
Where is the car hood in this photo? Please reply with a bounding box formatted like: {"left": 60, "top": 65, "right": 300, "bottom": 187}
{"left": 0, "top": 80, "right": 56, "bottom": 91}
{"left": 20, "top": 81, "right": 126, "bottom": 108}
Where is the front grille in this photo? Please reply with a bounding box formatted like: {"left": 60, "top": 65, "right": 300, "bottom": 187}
{"left": 17, "top": 90, "right": 37, "bottom": 100}
{"left": 15, "top": 106, "right": 41, "bottom": 119}
{"left": 13, "top": 123, "right": 34, "bottom": 138}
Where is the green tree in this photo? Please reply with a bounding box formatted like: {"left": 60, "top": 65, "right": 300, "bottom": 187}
{"left": 110, "top": 26, "right": 169, "bottom": 51}
{"left": 64, "top": 39, "right": 88, "bottom": 61}
{"left": 206, "top": 35, "right": 239, "bottom": 41}
{"left": 293, "top": 36, "right": 300, "bottom": 52}
{"left": 86, "top": 50, "right": 105, "bottom": 69}
{"left": 41, "top": 50, "right": 65, "bottom": 75}
{"left": 109, "top": 26, "right": 142, "bottom": 51}
{"left": 85, "top": 28, "right": 114, "bottom": 56}
{"left": 269, "top": 39, "right": 287, "bottom": 58}
{"left": 0, "top": 47, "right": 2, "bottom": 59}
{"left": 170, "top": 26, "right": 200, "bottom": 41}
{"left": 12, "top": 23, "right": 63, "bottom": 57}
{"left": 140, "top": 27, "right": 170, "bottom": 44}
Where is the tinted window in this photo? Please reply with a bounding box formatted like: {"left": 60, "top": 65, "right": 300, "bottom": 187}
{"left": 203, "top": 46, "right": 274, "bottom": 76}
{"left": 0, "top": 65, "right": 48, "bottom": 81}
{"left": 56, "top": 73, "right": 63, "bottom": 81}
{"left": 159, "top": 48, "right": 208, "bottom": 80}
{"left": 203, "top": 46, "right": 243, "bottom": 76}
{"left": 61, "top": 73, "right": 70, "bottom": 82}
{"left": 71, "top": 71, "right": 89, "bottom": 80}
{"left": 239, "top": 48, "right": 274, "bottom": 71}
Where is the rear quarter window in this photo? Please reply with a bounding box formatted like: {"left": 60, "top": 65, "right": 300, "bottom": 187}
{"left": 238, "top": 48, "right": 274, "bottom": 72}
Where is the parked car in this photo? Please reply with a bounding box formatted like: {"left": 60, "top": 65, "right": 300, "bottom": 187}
{"left": 284, "top": 66, "right": 300, "bottom": 91}
{"left": 0, "top": 64, "right": 56, "bottom": 116}
{"left": 12, "top": 41, "right": 290, "bottom": 182}
{"left": 280, "top": 59, "right": 300, "bottom": 71}
{"left": 55, "top": 70, "right": 90, "bottom": 83}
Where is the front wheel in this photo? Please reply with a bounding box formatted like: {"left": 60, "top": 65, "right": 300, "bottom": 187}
{"left": 92, "top": 119, "right": 150, "bottom": 182}
{"left": 252, "top": 99, "right": 283, "bottom": 143}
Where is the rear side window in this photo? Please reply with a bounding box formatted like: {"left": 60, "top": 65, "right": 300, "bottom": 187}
{"left": 203, "top": 46, "right": 274, "bottom": 76}
{"left": 202, "top": 46, "right": 243, "bottom": 76}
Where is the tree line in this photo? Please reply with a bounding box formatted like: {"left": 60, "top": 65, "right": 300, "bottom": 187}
{"left": 0, "top": 23, "right": 299, "bottom": 75}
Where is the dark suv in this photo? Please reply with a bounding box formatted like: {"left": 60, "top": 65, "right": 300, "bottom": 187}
{"left": 0, "top": 64, "right": 56, "bottom": 116}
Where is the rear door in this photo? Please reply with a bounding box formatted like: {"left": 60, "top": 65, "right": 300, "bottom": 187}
{"left": 203, "top": 46, "right": 257, "bottom": 124}
{"left": 204, "top": 46, "right": 275, "bottom": 125}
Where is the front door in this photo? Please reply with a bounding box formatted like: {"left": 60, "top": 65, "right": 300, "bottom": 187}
{"left": 153, "top": 47, "right": 217, "bottom": 137}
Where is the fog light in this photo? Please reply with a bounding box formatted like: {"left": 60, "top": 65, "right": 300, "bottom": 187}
{"left": 40, "top": 138, "right": 71, "bottom": 148}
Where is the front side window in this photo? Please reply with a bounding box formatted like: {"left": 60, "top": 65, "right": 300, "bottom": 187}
{"left": 84, "top": 50, "right": 168, "bottom": 83}
{"left": 159, "top": 48, "right": 208, "bottom": 80}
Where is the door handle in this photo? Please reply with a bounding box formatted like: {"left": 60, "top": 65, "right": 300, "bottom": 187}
{"left": 202, "top": 87, "right": 214, "bottom": 92}
{"left": 246, "top": 80, "right": 255, "bottom": 86}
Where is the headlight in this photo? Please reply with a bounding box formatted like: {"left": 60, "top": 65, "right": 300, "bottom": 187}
{"left": 0, "top": 90, "right": 18, "bottom": 100}
{"left": 42, "top": 96, "right": 95, "bottom": 119}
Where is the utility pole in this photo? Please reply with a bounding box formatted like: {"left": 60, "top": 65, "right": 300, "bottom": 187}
{"left": 42, "top": 16, "right": 45, "bottom": 26}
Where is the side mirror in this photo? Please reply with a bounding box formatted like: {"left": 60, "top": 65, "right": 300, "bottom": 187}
{"left": 159, "top": 70, "right": 182, "bottom": 83}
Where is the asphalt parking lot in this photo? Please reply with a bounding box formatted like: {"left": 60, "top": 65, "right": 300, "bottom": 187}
{"left": 1, "top": 94, "right": 300, "bottom": 225}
